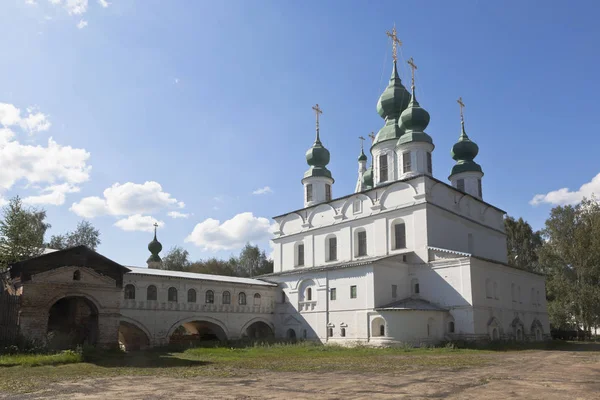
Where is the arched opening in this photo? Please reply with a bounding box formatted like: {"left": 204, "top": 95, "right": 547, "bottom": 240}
{"left": 253, "top": 293, "right": 261, "bottom": 306}
{"left": 516, "top": 328, "right": 523, "bottom": 341}
{"left": 492, "top": 327, "right": 500, "bottom": 340}
{"left": 238, "top": 292, "right": 247, "bottom": 305}
{"left": 124, "top": 284, "right": 136, "bottom": 300}
{"left": 535, "top": 327, "right": 542, "bottom": 341}
{"left": 222, "top": 291, "right": 231, "bottom": 304}
{"left": 168, "top": 287, "right": 178, "bottom": 302}
{"left": 448, "top": 321, "right": 455, "bottom": 333}
{"left": 188, "top": 289, "right": 196, "bottom": 303}
{"left": 47, "top": 296, "right": 98, "bottom": 349}
{"left": 205, "top": 290, "right": 214, "bottom": 304}
{"left": 286, "top": 328, "right": 296, "bottom": 340}
{"left": 306, "top": 287, "right": 312, "bottom": 301}
{"left": 170, "top": 320, "right": 227, "bottom": 346}
{"left": 118, "top": 321, "right": 149, "bottom": 351}
{"left": 73, "top": 270, "right": 81, "bottom": 281}
{"left": 371, "top": 317, "right": 385, "bottom": 337}
{"left": 328, "top": 327, "right": 334, "bottom": 337}
{"left": 244, "top": 321, "right": 273, "bottom": 339}
{"left": 147, "top": 285, "right": 157, "bottom": 301}
{"left": 341, "top": 327, "right": 346, "bottom": 337}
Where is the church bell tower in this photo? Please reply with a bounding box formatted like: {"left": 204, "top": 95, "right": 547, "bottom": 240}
{"left": 302, "top": 104, "right": 334, "bottom": 207}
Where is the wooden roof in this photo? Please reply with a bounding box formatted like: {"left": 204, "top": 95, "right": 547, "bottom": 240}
{"left": 9, "top": 245, "right": 130, "bottom": 287}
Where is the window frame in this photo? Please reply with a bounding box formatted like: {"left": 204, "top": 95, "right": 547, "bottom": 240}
{"left": 350, "top": 285, "right": 357, "bottom": 299}
{"left": 306, "top": 184, "right": 313, "bottom": 202}
{"left": 352, "top": 199, "right": 362, "bottom": 214}
{"left": 187, "top": 288, "right": 196, "bottom": 303}
{"left": 253, "top": 293, "right": 261, "bottom": 306}
{"left": 124, "top": 284, "right": 136, "bottom": 300}
{"left": 238, "top": 292, "right": 247, "bottom": 305}
{"left": 393, "top": 221, "right": 406, "bottom": 250}
{"left": 477, "top": 178, "right": 482, "bottom": 198}
{"left": 168, "top": 287, "right": 178, "bottom": 302}
{"left": 328, "top": 236, "right": 337, "bottom": 261}
{"left": 147, "top": 285, "right": 157, "bottom": 301}
{"left": 426, "top": 152, "right": 432, "bottom": 174}
{"left": 330, "top": 288, "right": 336, "bottom": 301}
{"left": 379, "top": 154, "right": 388, "bottom": 182}
{"left": 222, "top": 291, "right": 231, "bottom": 305}
{"left": 205, "top": 289, "right": 214, "bottom": 304}
{"left": 325, "top": 184, "right": 332, "bottom": 201}
{"left": 297, "top": 243, "right": 305, "bottom": 267}
{"left": 357, "top": 230, "right": 367, "bottom": 257}
{"left": 457, "top": 178, "right": 465, "bottom": 192}
{"left": 402, "top": 151, "right": 411, "bottom": 173}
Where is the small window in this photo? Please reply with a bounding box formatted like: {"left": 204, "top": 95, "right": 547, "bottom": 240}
{"left": 253, "top": 293, "right": 261, "bottom": 306}
{"left": 281, "top": 291, "right": 286, "bottom": 303}
{"left": 303, "top": 329, "right": 307, "bottom": 339}
{"left": 379, "top": 154, "right": 388, "bottom": 182}
{"left": 187, "top": 289, "right": 196, "bottom": 303}
{"left": 205, "top": 290, "right": 214, "bottom": 304}
{"left": 392, "top": 284, "right": 397, "bottom": 298}
{"left": 403, "top": 151, "right": 411, "bottom": 173}
{"left": 325, "top": 184, "right": 332, "bottom": 201}
{"left": 328, "top": 327, "right": 334, "bottom": 337}
{"left": 306, "top": 287, "right": 312, "bottom": 301}
{"left": 415, "top": 283, "right": 420, "bottom": 294}
{"left": 124, "top": 284, "right": 135, "bottom": 300}
{"left": 350, "top": 285, "right": 357, "bottom": 299}
{"left": 457, "top": 179, "right": 465, "bottom": 192}
{"left": 411, "top": 279, "right": 420, "bottom": 295}
{"left": 357, "top": 230, "right": 367, "bottom": 257}
{"left": 341, "top": 327, "right": 346, "bottom": 337}
{"left": 353, "top": 199, "right": 361, "bottom": 214}
{"left": 147, "top": 285, "right": 157, "bottom": 301}
{"left": 297, "top": 243, "right": 305, "bottom": 266}
{"left": 328, "top": 236, "right": 337, "bottom": 261}
{"left": 306, "top": 184, "right": 313, "bottom": 202}
{"left": 238, "top": 292, "right": 247, "bottom": 305}
{"left": 477, "top": 179, "right": 482, "bottom": 198}
{"left": 426, "top": 152, "right": 432, "bottom": 174}
{"left": 393, "top": 222, "right": 406, "bottom": 250}
{"left": 379, "top": 324, "right": 385, "bottom": 336}
{"left": 449, "top": 321, "right": 455, "bottom": 333}
{"left": 223, "top": 291, "right": 231, "bottom": 304}
{"left": 168, "top": 287, "right": 178, "bottom": 302}
{"left": 73, "top": 270, "right": 81, "bottom": 281}
{"left": 330, "top": 288, "right": 336, "bottom": 301}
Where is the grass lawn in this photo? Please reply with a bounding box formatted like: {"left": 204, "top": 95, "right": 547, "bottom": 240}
{"left": 0, "top": 341, "right": 574, "bottom": 394}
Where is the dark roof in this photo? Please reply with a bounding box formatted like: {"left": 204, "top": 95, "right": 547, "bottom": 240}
{"left": 375, "top": 297, "right": 448, "bottom": 312}
{"left": 259, "top": 254, "right": 400, "bottom": 278}
{"left": 9, "top": 245, "right": 130, "bottom": 287}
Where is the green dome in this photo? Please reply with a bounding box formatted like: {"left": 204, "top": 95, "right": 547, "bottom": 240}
{"left": 397, "top": 89, "right": 433, "bottom": 146}
{"left": 373, "top": 62, "right": 411, "bottom": 147}
{"left": 361, "top": 166, "right": 374, "bottom": 189}
{"left": 147, "top": 229, "right": 162, "bottom": 263}
{"left": 305, "top": 139, "right": 330, "bottom": 167}
{"left": 358, "top": 148, "right": 367, "bottom": 162}
{"left": 449, "top": 122, "right": 483, "bottom": 177}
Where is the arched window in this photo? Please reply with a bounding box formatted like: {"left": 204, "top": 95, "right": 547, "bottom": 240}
{"left": 124, "top": 284, "right": 135, "bottom": 300}
{"left": 355, "top": 228, "right": 367, "bottom": 257}
{"left": 147, "top": 285, "right": 157, "bottom": 301}
{"left": 73, "top": 270, "right": 81, "bottom": 281}
{"left": 448, "top": 321, "right": 455, "bottom": 333}
{"left": 222, "top": 291, "right": 231, "bottom": 304}
{"left": 253, "top": 293, "right": 261, "bottom": 306}
{"left": 306, "top": 287, "right": 312, "bottom": 301}
{"left": 328, "top": 327, "right": 333, "bottom": 337}
{"left": 485, "top": 279, "right": 492, "bottom": 299}
{"left": 187, "top": 288, "right": 196, "bottom": 303}
{"left": 238, "top": 292, "right": 247, "bottom": 305}
{"left": 392, "top": 220, "right": 406, "bottom": 250}
{"left": 372, "top": 317, "right": 385, "bottom": 337}
{"left": 168, "top": 287, "right": 177, "bottom": 302}
{"left": 326, "top": 235, "right": 337, "bottom": 262}
{"left": 205, "top": 290, "right": 214, "bottom": 304}
{"left": 411, "top": 278, "right": 420, "bottom": 295}
{"left": 281, "top": 291, "right": 286, "bottom": 303}
{"left": 341, "top": 327, "right": 346, "bottom": 337}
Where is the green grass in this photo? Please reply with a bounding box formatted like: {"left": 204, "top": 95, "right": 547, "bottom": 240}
{"left": 0, "top": 350, "right": 82, "bottom": 367}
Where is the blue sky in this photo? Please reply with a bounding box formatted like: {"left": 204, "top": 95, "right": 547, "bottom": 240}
{"left": 2, "top": 0, "right": 600, "bottom": 266}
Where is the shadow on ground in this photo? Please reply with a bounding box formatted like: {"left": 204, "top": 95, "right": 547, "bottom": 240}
{"left": 84, "top": 349, "right": 210, "bottom": 368}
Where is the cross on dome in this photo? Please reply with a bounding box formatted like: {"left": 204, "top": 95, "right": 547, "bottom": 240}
{"left": 386, "top": 25, "right": 402, "bottom": 62}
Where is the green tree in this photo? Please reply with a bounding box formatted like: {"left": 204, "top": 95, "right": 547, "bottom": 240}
{"left": 235, "top": 243, "right": 273, "bottom": 277}
{"left": 504, "top": 216, "right": 543, "bottom": 272}
{"left": 188, "top": 258, "right": 235, "bottom": 276}
{"left": 161, "top": 246, "right": 190, "bottom": 271}
{"left": 48, "top": 220, "right": 101, "bottom": 250}
{"left": 0, "top": 196, "right": 51, "bottom": 269}
{"left": 538, "top": 198, "right": 600, "bottom": 332}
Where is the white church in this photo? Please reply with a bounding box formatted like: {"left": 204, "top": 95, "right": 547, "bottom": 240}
{"left": 9, "top": 31, "right": 549, "bottom": 349}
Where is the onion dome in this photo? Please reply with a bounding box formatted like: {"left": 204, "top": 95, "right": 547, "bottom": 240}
{"left": 450, "top": 121, "right": 482, "bottom": 176}
{"left": 397, "top": 86, "right": 433, "bottom": 146}
{"left": 372, "top": 62, "right": 411, "bottom": 147}
{"left": 304, "top": 129, "right": 333, "bottom": 181}
{"left": 358, "top": 148, "right": 367, "bottom": 162}
{"left": 361, "top": 165, "right": 374, "bottom": 189}
{"left": 147, "top": 225, "right": 162, "bottom": 263}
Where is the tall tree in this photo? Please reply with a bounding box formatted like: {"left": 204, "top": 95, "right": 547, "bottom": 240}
{"left": 48, "top": 220, "right": 101, "bottom": 250}
{"left": 0, "top": 196, "right": 51, "bottom": 269}
{"left": 236, "top": 243, "right": 273, "bottom": 277}
{"left": 188, "top": 258, "right": 235, "bottom": 276}
{"left": 161, "top": 246, "right": 190, "bottom": 271}
{"left": 538, "top": 198, "right": 600, "bottom": 332}
{"left": 504, "top": 216, "right": 543, "bottom": 272}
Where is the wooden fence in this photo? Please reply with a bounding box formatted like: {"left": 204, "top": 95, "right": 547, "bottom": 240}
{"left": 0, "top": 292, "right": 20, "bottom": 344}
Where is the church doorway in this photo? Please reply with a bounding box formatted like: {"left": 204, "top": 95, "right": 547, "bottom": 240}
{"left": 170, "top": 320, "right": 227, "bottom": 346}
{"left": 47, "top": 296, "right": 98, "bottom": 349}
{"left": 118, "top": 321, "right": 150, "bottom": 351}
{"left": 286, "top": 328, "right": 296, "bottom": 340}
{"left": 244, "top": 321, "right": 274, "bottom": 339}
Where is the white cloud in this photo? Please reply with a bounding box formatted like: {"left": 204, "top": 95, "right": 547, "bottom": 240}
{"left": 23, "top": 183, "right": 80, "bottom": 206}
{"left": 252, "top": 186, "right": 273, "bottom": 195}
{"left": 25, "top": 0, "right": 37, "bottom": 5}
{"left": 71, "top": 181, "right": 183, "bottom": 218}
{"left": 97, "top": 0, "right": 109, "bottom": 7}
{"left": 185, "top": 212, "right": 273, "bottom": 251}
{"left": 65, "top": 0, "right": 88, "bottom": 15}
{"left": 0, "top": 103, "right": 51, "bottom": 133}
{"left": 530, "top": 173, "right": 600, "bottom": 206}
{"left": 114, "top": 215, "right": 164, "bottom": 233}
{"left": 168, "top": 211, "right": 190, "bottom": 219}
{"left": 76, "top": 19, "right": 88, "bottom": 29}
{"left": 49, "top": 0, "right": 62, "bottom": 4}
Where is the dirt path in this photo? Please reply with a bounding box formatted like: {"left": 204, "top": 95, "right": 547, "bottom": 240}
{"left": 6, "top": 349, "right": 600, "bottom": 399}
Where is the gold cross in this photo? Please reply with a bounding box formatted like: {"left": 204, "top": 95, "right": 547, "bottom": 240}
{"left": 153, "top": 222, "right": 158, "bottom": 235}
{"left": 407, "top": 57, "right": 417, "bottom": 89}
{"left": 312, "top": 104, "right": 323, "bottom": 138}
{"left": 386, "top": 25, "right": 402, "bottom": 62}
{"left": 358, "top": 136, "right": 366, "bottom": 150}
{"left": 368, "top": 132, "right": 376, "bottom": 143}
{"left": 457, "top": 97, "right": 465, "bottom": 123}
